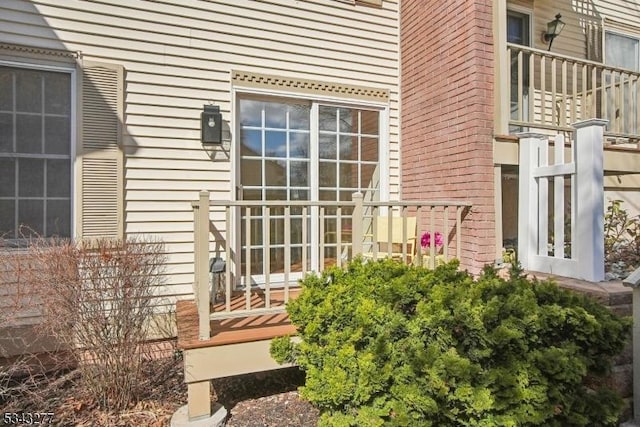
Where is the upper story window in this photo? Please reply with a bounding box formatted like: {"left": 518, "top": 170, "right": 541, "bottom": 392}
{"left": 0, "top": 65, "right": 73, "bottom": 240}
{"left": 508, "top": 9, "right": 532, "bottom": 129}
{"left": 605, "top": 31, "right": 640, "bottom": 71}
{"left": 507, "top": 10, "right": 531, "bottom": 46}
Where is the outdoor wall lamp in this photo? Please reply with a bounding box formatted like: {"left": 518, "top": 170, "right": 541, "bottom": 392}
{"left": 543, "top": 13, "right": 565, "bottom": 51}
{"left": 201, "top": 104, "right": 222, "bottom": 144}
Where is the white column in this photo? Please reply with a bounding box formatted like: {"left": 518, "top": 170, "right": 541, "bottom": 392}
{"left": 623, "top": 269, "right": 640, "bottom": 426}
{"left": 573, "top": 119, "right": 607, "bottom": 282}
{"left": 553, "top": 134, "right": 566, "bottom": 258}
{"left": 494, "top": 165, "right": 504, "bottom": 264}
{"left": 195, "top": 191, "right": 211, "bottom": 340}
{"left": 634, "top": 287, "right": 640, "bottom": 425}
{"left": 493, "top": 0, "right": 509, "bottom": 134}
{"left": 517, "top": 133, "right": 546, "bottom": 270}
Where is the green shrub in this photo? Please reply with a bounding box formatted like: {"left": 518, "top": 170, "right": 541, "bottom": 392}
{"left": 271, "top": 259, "right": 631, "bottom": 427}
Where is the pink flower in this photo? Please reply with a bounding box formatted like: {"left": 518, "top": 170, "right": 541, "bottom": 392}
{"left": 421, "top": 231, "right": 444, "bottom": 248}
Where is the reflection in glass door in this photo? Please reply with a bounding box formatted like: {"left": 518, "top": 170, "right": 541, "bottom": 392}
{"left": 317, "top": 105, "right": 380, "bottom": 265}
{"left": 238, "top": 96, "right": 380, "bottom": 286}
{"left": 239, "top": 98, "right": 311, "bottom": 284}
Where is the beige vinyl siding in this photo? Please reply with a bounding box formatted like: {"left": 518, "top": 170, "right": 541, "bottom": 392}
{"left": 533, "top": 4, "right": 579, "bottom": 56}
{"left": 507, "top": 0, "right": 590, "bottom": 57}
{"left": 0, "top": 0, "right": 400, "bottom": 301}
{"left": 593, "top": 0, "right": 640, "bottom": 27}
{"left": 508, "top": 0, "right": 532, "bottom": 10}
{"left": 509, "top": 0, "right": 640, "bottom": 61}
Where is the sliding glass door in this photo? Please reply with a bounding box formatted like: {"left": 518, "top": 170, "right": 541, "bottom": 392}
{"left": 237, "top": 95, "right": 381, "bottom": 286}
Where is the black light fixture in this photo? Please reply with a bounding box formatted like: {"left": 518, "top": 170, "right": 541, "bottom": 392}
{"left": 201, "top": 104, "right": 222, "bottom": 144}
{"left": 543, "top": 13, "right": 565, "bottom": 51}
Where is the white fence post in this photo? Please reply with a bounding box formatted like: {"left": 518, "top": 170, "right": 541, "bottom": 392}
{"left": 517, "top": 133, "right": 546, "bottom": 270}
{"left": 623, "top": 269, "right": 640, "bottom": 426}
{"left": 573, "top": 119, "right": 607, "bottom": 282}
{"left": 194, "top": 190, "right": 211, "bottom": 340}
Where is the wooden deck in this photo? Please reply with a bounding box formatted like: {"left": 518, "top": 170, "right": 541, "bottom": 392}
{"left": 176, "top": 288, "right": 300, "bottom": 351}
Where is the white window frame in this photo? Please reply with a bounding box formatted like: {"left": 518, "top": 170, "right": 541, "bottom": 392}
{"left": 507, "top": 7, "right": 533, "bottom": 130}
{"left": 231, "top": 86, "right": 390, "bottom": 203}
{"left": 604, "top": 29, "right": 640, "bottom": 71}
{"left": 506, "top": 6, "right": 533, "bottom": 47}
{"left": 0, "top": 60, "right": 77, "bottom": 242}
{"left": 230, "top": 86, "right": 390, "bottom": 283}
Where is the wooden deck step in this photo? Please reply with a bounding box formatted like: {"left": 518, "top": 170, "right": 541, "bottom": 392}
{"left": 211, "top": 287, "right": 301, "bottom": 313}
{"left": 176, "top": 289, "right": 300, "bottom": 351}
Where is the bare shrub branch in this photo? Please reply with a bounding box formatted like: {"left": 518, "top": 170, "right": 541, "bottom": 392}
{"left": 10, "top": 236, "right": 168, "bottom": 411}
{"left": 0, "top": 240, "right": 49, "bottom": 407}
{"left": 605, "top": 200, "right": 640, "bottom": 277}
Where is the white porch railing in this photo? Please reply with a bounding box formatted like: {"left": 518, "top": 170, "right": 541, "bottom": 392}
{"left": 508, "top": 43, "right": 640, "bottom": 142}
{"left": 191, "top": 192, "right": 471, "bottom": 340}
{"left": 518, "top": 119, "right": 606, "bottom": 283}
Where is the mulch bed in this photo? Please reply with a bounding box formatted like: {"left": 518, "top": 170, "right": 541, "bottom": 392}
{"left": 216, "top": 369, "right": 318, "bottom": 427}
{"left": 1, "top": 351, "right": 319, "bottom": 426}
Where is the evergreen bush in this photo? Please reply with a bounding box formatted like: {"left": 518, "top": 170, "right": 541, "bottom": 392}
{"left": 271, "top": 259, "right": 631, "bottom": 426}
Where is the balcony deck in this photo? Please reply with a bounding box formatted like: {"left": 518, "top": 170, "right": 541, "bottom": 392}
{"left": 177, "top": 193, "right": 472, "bottom": 421}
{"left": 176, "top": 288, "right": 301, "bottom": 350}
{"left": 506, "top": 43, "right": 640, "bottom": 146}
{"left": 496, "top": 44, "right": 640, "bottom": 174}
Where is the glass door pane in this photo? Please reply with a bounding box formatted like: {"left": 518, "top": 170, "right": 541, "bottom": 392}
{"left": 238, "top": 97, "right": 382, "bottom": 283}
{"left": 605, "top": 32, "right": 640, "bottom": 134}
{"left": 239, "top": 98, "right": 311, "bottom": 284}
{"left": 318, "top": 105, "right": 380, "bottom": 265}
{"left": 508, "top": 10, "right": 531, "bottom": 130}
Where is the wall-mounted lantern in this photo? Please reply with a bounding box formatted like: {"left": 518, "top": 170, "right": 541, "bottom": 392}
{"left": 201, "top": 104, "right": 222, "bottom": 144}
{"left": 543, "top": 13, "right": 565, "bottom": 51}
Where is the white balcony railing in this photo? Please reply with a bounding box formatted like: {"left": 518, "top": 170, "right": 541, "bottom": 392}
{"left": 191, "top": 191, "right": 471, "bottom": 340}
{"left": 508, "top": 43, "right": 640, "bottom": 141}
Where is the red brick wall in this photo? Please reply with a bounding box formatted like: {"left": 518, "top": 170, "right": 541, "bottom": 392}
{"left": 400, "top": 0, "right": 496, "bottom": 273}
